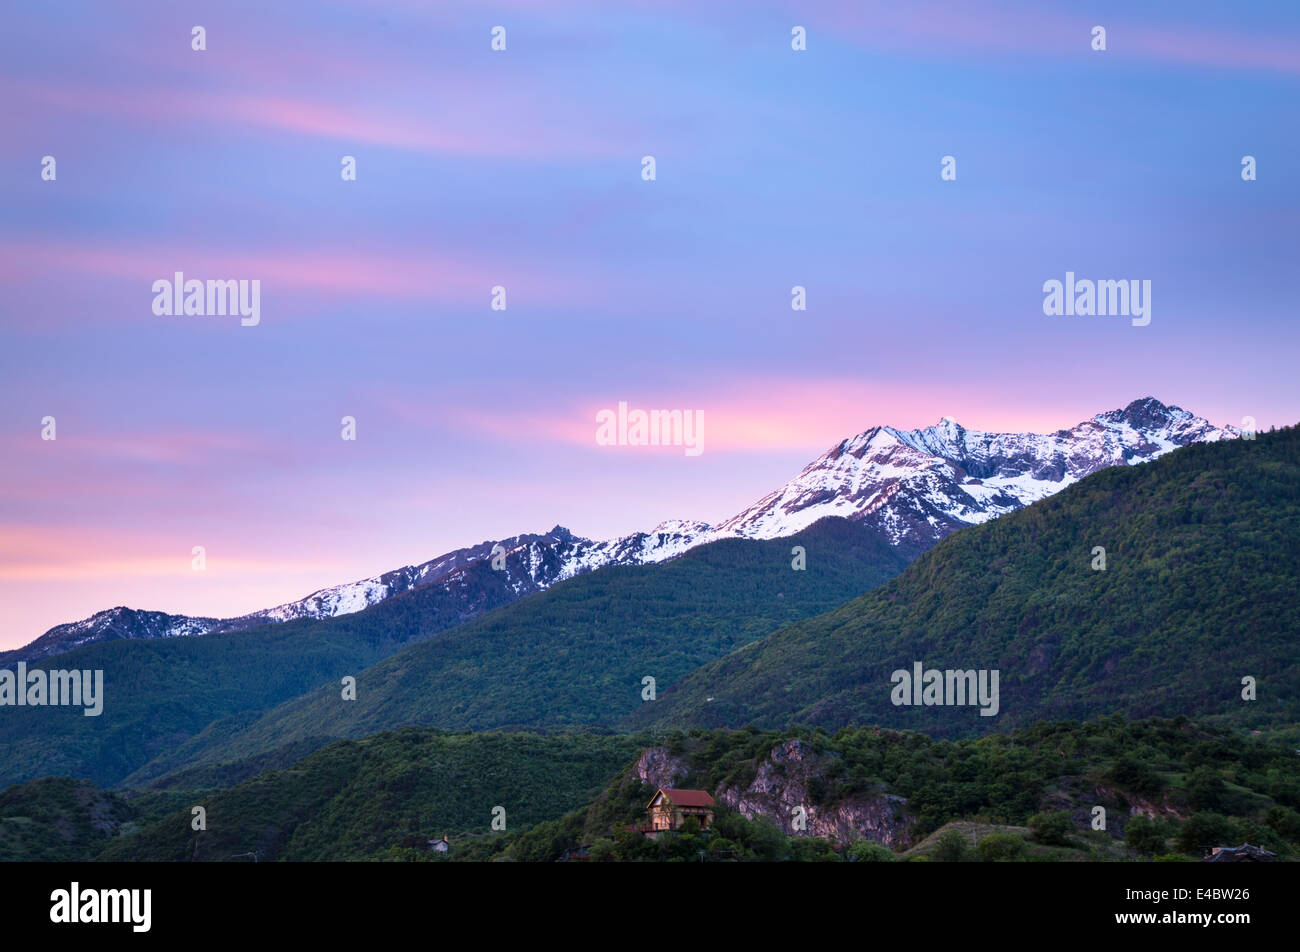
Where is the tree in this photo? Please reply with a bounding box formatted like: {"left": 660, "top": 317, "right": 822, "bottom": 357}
{"left": 707, "top": 837, "right": 739, "bottom": 860}
{"left": 1123, "top": 815, "right": 1167, "bottom": 854}
{"left": 1028, "top": 811, "right": 1073, "bottom": 846}
{"left": 977, "top": 832, "right": 1027, "bottom": 862}
{"left": 848, "top": 840, "right": 896, "bottom": 862}
{"left": 1186, "top": 766, "right": 1230, "bottom": 812}
{"left": 1174, "top": 813, "right": 1237, "bottom": 856}
{"left": 790, "top": 837, "right": 840, "bottom": 862}
{"left": 933, "top": 829, "right": 972, "bottom": 862}
{"left": 1265, "top": 806, "right": 1300, "bottom": 843}
{"left": 1108, "top": 755, "right": 1164, "bottom": 798}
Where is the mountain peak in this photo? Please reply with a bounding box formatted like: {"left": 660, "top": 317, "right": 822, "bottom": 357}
{"left": 1095, "top": 396, "right": 1183, "bottom": 429}
{"left": 15, "top": 397, "right": 1237, "bottom": 665}
{"left": 649, "top": 519, "right": 714, "bottom": 535}
{"left": 715, "top": 396, "right": 1233, "bottom": 544}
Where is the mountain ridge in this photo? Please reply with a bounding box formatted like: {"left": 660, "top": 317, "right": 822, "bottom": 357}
{"left": 0, "top": 517, "right": 917, "bottom": 789}
{"left": 627, "top": 423, "right": 1298, "bottom": 736}
{"left": 7, "top": 396, "right": 1237, "bottom": 663}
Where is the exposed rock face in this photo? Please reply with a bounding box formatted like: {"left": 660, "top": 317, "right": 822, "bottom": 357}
{"left": 718, "top": 740, "right": 912, "bottom": 847}
{"left": 1040, "top": 777, "right": 1191, "bottom": 841}
{"left": 1098, "top": 785, "right": 1190, "bottom": 823}
{"left": 632, "top": 739, "right": 914, "bottom": 847}
{"left": 632, "top": 747, "right": 689, "bottom": 792}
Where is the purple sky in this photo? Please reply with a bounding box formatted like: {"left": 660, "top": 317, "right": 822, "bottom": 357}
{"left": 2, "top": 0, "right": 1298, "bottom": 648}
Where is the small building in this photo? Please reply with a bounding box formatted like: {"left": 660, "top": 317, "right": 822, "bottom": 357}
{"left": 428, "top": 835, "right": 450, "bottom": 853}
{"left": 646, "top": 788, "right": 715, "bottom": 833}
{"left": 1205, "top": 843, "right": 1275, "bottom": 863}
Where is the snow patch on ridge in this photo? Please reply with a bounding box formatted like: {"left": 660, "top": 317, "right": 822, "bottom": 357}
{"left": 16, "top": 397, "right": 1237, "bottom": 660}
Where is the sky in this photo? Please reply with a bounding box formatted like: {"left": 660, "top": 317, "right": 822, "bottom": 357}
{"left": 1, "top": 0, "right": 1298, "bottom": 648}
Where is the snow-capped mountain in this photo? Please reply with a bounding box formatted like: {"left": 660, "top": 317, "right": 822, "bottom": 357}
{"left": 0, "top": 529, "right": 575, "bottom": 664}
{"left": 713, "top": 396, "right": 1238, "bottom": 545}
{"left": 9, "top": 397, "right": 1236, "bottom": 663}
{"left": 0, "top": 608, "right": 222, "bottom": 664}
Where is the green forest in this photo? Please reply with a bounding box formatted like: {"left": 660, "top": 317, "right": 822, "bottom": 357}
{"left": 2, "top": 429, "right": 1296, "bottom": 863}
{"left": 632, "top": 425, "right": 1300, "bottom": 736}
{"left": 10, "top": 717, "right": 1291, "bottom": 862}
{"left": 451, "top": 718, "right": 1300, "bottom": 863}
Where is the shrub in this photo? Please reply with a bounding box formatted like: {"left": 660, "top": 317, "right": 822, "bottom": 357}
{"left": 932, "top": 829, "right": 973, "bottom": 862}
{"left": 1186, "top": 766, "right": 1231, "bottom": 812}
{"left": 976, "top": 832, "right": 1027, "bottom": 862}
{"left": 1174, "top": 813, "right": 1237, "bottom": 856}
{"left": 1265, "top": 806, "right": 1300, "bottom": 843}
{"left": 1124, "top": 815, "right": 1166, "bottom": 855}
{"left": 1108, "top": 755, "right": 1165, "bottom": 798}
{"left": 707, "top": 837, "right": 738, "bottom": 860}
{"left": 1028, "top": 811, "right": 1074, "bottom": 846}
{"left": 848, "top": 840, "right": 896, "bottom": 862}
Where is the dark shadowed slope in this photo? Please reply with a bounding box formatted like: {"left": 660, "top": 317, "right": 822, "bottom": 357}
{"left": 121, "top": 519, "right": 918, "bottom": 787}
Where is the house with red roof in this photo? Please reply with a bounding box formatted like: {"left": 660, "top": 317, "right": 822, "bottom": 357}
{"left": 646, "top": 788, "right": 715, "bottom": 834}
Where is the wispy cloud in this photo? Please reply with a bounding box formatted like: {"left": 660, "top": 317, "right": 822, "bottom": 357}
{"left": 0, "top": 524, "right": 342, "bottom": 582}
{"left": 800, "top": 0, "right": 1300, "bottom": 76}
{"left": 0, "top": 237, "right": 613, "bottom": 326}
{"left": 5, "top": 76, "right": 637, "bottom": 160}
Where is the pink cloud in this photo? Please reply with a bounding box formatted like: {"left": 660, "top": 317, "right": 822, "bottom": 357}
{"left": 7, "top": 76, "right": 631, "bottom": 160}
{"left": 1122, "top": 23, "right": 1300, "bottom": 75}
{"left": 800, "top": 0, "right": 1300, "bottom": 76}
{"left": 56, "top": 430, "right": 283, "bottom": 467}
{"left": 0, "top": 237, "right": 610, "bottom": 325}
{"left": 0, "top": 523, "right": 341, "bottom": 582}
